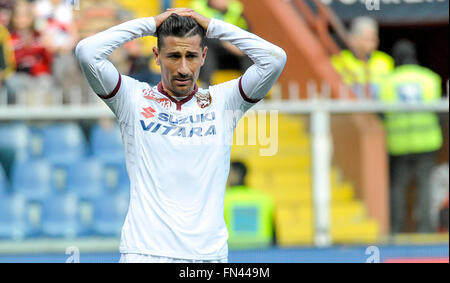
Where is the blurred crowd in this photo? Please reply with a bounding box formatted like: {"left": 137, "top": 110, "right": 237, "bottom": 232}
{"left": 0, "top": 0, "right": 251, "bottom": 106}
{"left": 0, "top": 0, "right": 164, "bottom": 105}
{"left": 0, "top": 0, "right": 82, "bottom": 105}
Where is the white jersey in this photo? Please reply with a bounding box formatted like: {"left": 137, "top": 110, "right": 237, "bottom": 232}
{"left": 76, "top": 17, "right": 286, "bottom": 260}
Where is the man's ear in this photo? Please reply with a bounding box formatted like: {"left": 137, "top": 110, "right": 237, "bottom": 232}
{"left": 153, "top": 47, "right": 161, "bottom": 66}
{"left": 201, "top": 46, "right": 208, "bottom": 66}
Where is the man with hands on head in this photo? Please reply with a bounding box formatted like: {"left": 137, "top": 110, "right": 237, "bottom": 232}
{"left": 76, "top": 8, "right": 286, "bottom": 263}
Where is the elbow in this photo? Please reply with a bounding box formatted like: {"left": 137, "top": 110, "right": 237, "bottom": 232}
{"left": 75, "top": 38, "right": 95, "bottom": 66}
{"left": 274, "top": 47, "right": 287, "bottom": 71}
{"left": 75, "top": 39, "right": 88, "bottom": 61}
{"left": 266, "top": 46, "right": 287, "bottom": 74}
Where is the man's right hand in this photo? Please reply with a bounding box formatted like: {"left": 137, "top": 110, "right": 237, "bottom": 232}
{"left": 154, "top": 8, "right": 195, "bottom": 28}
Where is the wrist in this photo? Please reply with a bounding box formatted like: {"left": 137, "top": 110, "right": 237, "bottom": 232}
{"left": 154, "top": 15, "right": 163, "bottom": 28}
{"left": 147, "top": 17, "right": 157, "bottom": 36}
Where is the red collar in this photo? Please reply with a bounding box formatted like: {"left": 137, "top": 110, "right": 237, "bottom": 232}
{"left": 157, "top": 82, "right": 198, "bottom": 111}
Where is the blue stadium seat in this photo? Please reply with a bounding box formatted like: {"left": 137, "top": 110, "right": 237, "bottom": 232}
{"left": 66, "top": 158, "right": 104, "bottom": 201}
{"left": 11, "top": 159, "right": 51, "bottom": 202}
{"left": 0, "top": 194, "right": 28, "bottom": 240}
{"left": 0, "top": 122, "right": 29, "bottom": 157}
{"left": 41, "top": 192, "right": 88, "bottom": 238}
{"left": 103, "top": 162, "right": 130, "bottom": 193}
{"left": 92, "top": 191, "right": 129, "bottom": 236}
{"left": 117, "top": 163, "right": 130, "bottom": 193}
{"left": 26, "top": 125, "right": 46, "bottom": 158}
{"left": 90, "top": 123, "right": 125, "bottom": 165}
{"left": 0, "top": 162, "right": 9, "bottom": 195}
{"left": 41, "top": 123, "right": 86, "bottom": 167}
{"left": 0, "top": 123, "right": 30, "bottom": 177}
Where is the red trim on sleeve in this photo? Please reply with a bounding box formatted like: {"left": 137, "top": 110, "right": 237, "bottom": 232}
{"left": 97, "top": 72, "right": 122, "bottom": 99}
{"left": 238, "top": 77, "right": 261, "bottom": 104}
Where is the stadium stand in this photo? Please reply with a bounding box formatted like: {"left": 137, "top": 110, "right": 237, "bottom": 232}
{"left": 40, "top": 192, "right": 89, "bottom": 238}
{"left": 0, "top": 162, "right": 8, "bottom": 195}
{"left": 116, "top": 162, "right": 131, "bottom": 193}
{"left": 92, "top": 191, "right": 129, "bottom": 236}
{"left": 0, "top": 193, "right": 27, "bottom": 240}
{"left": 40, "top": 123, "right": 87, "bottom": 167}
{"left": 11, "top": 159, "right": 52, "bottom": 202}
{"left": 0, "top": 120, "right": 133, "bottom": 239}
{"left": 0, "top": 123, "right": 30, "bottom": 177}
{"left": 4, "top": 121, "right": 121, "bottom": 238}
{"left": 66, "top": 158, "right": 104, "bottom": 201}
{"left": 231, "top": 113, "right": 380, "bottom": 245}
{"left": 90, "top": 123, "right": 125, "bottom": 166}
{"left": 102, "top": 161, "right": 130, "bottom": 194}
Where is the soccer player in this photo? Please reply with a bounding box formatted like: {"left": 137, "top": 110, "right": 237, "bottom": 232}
{"left": 75, "top": 8, "right": 286, "bottom": 263}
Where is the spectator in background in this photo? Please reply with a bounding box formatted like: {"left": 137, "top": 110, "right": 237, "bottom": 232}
{"left": 7, "top": 0, "right": 55, "bottom": 105}
{"left": 227, "top": 161, "right": 248, "bottom": 188}
{"left": 225, "top": 161, "right": 274, "bottom": 247}
{"left": 0, "top": 0, "right": 12, "bottom": 27}
{"left": 191, "top": 0, "right": 251, "bottom": 86}
{"left": 0, "top": 0, "right": 16, "bottom": 103}
{"left": 380, "top": 39, "right": 443, "bottom": 233}
{"left": 0, "top": 23, "right": 16, "bottom": 103}
{"left": 33, "top": 0, "right": 83, "bottom": 104}
{"left": 123, "top": 38, "right": 160, "bottom": 86}
{"left": 331, "top": 16, "right": 394, "bottom": 99}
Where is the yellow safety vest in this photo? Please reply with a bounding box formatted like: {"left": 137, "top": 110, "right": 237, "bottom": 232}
{"left": 379, "top": 64, "right": 443, "bottom": 155}
{"left": 331, "top": 49, "right": 394, "bottom": 99}
{"left": 191, "top": 0, "right": 248, "bottom": 30}
{"left": 0, "top": 25, "right": 16, "bottom": 80}
{"left": 224, "top": 185, "right": 274, "bottom": 248}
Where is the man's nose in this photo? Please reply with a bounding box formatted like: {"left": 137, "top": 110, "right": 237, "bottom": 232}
{"left": 177, "top": 58, "right": 189, "bottom": 76}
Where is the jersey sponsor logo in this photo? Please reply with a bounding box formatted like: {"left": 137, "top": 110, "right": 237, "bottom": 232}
{"left": 195, "top": 91, "right": 212, "bottom": 109}
{"left": 139, "top": 111, "right": 217, "bottom": 138}
{"left": 141, "top": 107, "right": 156, "bottom": 119}
{"left": 158, "top": 112, "right": 215, "bottom": 125}
{"left": 140, "top": 120, "right": 216, "bottom": 138}
{"left": 142, "top": 88, "right": 173, "bottom": 110}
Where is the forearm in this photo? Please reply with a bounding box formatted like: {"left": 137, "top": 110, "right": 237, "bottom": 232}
{"left": 206, "top": 19, "right": 286, "bottom": 99}
{"left": 75, "top": 17, "right": 157, "bottom": 96}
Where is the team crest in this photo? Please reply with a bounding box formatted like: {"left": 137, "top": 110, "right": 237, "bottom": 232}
{"left": 195, "top": 91, "right": 212, "bottom": 109}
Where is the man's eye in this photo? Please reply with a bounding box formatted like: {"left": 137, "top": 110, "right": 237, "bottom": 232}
{"left": 168, "top": 55, "right": 180, "bottom": 59}
{"left": 187, "top": 54, "right": 197, "bottom": 58}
